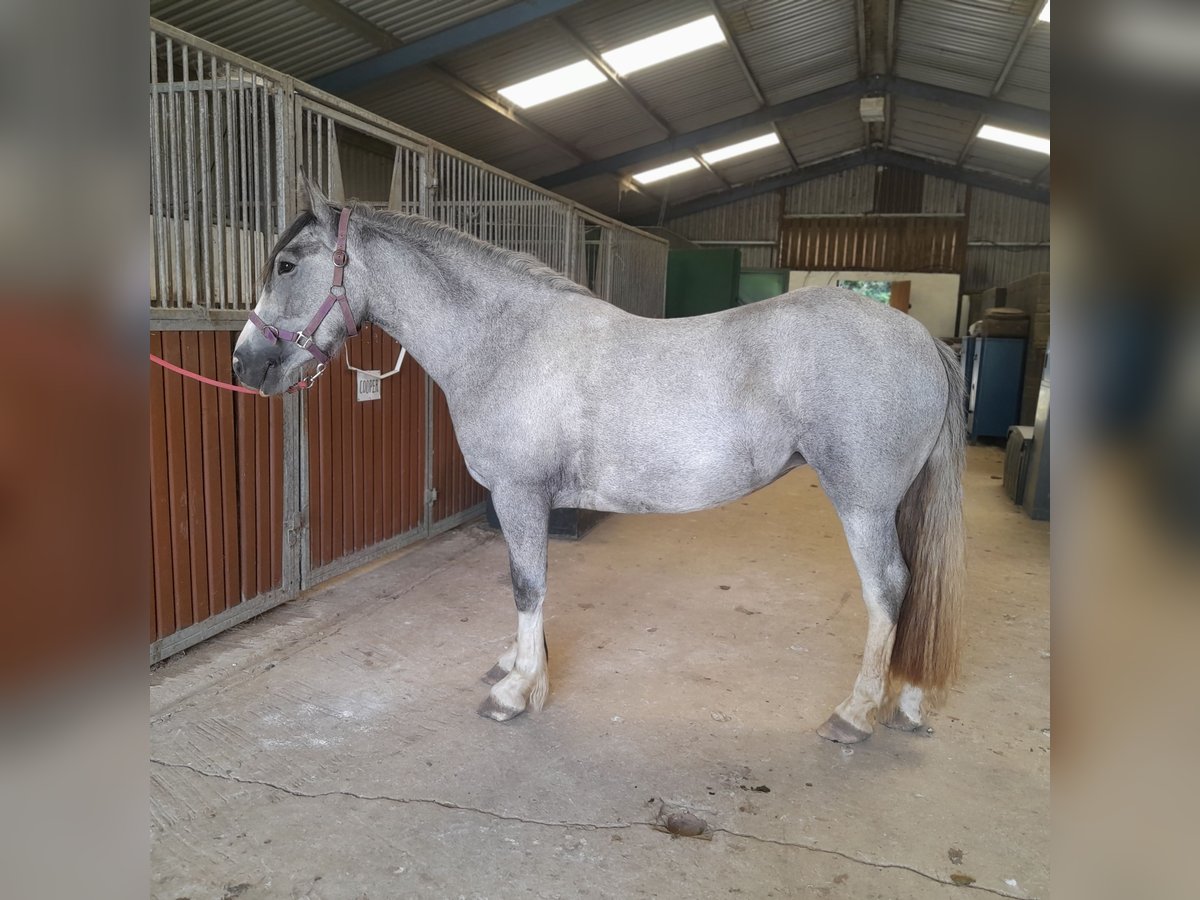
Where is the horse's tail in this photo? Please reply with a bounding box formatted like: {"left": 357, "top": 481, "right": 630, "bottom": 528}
{"left": 889, "top": 339, "right": 966, "bottom": 702}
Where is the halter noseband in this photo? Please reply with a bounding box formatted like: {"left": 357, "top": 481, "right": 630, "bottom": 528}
{"left": 249, "top": 206, "right": 358, "bottom": 392}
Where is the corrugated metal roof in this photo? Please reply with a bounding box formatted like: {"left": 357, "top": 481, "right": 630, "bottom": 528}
{"left": 620, "top": 43, "right": 759, "bottom": 134}
{"left": 997, "top": 25, "right": 1050, "bottom": 111}
{"left": 703, "top": 144, "right": 793, "bottom": 188}
{"left": 528, "top": 88, "right": 666, "bottom": 161}
{"left": 964, "top": 139, "right": 1048, "bottom": 181}
{"left": 152, "top": 0, "right": 1049, "bottom": 221}
{"left": 151, "top": 0, "right": 378, "bottom": 81}
{"left": 889, "top": 95, "right": 979, "bottom": 163}
{"left": 443, "top": 22, "right": 583, "bottom": 95}
{"left": 352, "top": 70, "right": 577, "bottom": 179}
{"left": 556, "top": 173, "right": 660, "bottom": 220}
{"left": 565, "top": 0, "right": 712, "bottom": 51}
{"left": 718, "top": 0, "right": 860, "bottom": 104}
{"left": 777, "top": 99, "right": 865, "bottom": 166}
{"left": 895, "top": 0, "right": 1040, "bottom": 96}
{"left": 342, "top": 0, "right": 513, "bottom": 43}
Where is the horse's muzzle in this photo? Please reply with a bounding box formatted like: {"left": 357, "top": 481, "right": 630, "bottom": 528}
{"left": 231, "top": 346, "right": 277, "bottom": 392}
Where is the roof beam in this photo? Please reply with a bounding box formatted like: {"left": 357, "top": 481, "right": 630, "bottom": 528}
{"left": 863, "top": 0, "right": 891, "bottom": 148}
{"left": 538, "top": 80, "right": 869, "bottom": 188}
{"left": 312, "top": 0, "right": 587, "bottom": 95}
{"left": 628, "top": 147, "right": 1047, "bottom": 225}
{"left": 423, "top": 64, "right": 663, "bottom": 205}
{"left": 874, "top": 149, "right": 1049, "bottom": 203}
{"left": 629, "top": 151, "right": 872, "bottom": 224}
{"left": 553, "top": 18, "right": 671, "bottom": 138}
{"left": 956, "top": 0, "right": 1050, "bottom": 165}
{"left": 885, "top": 77, "right": 1049, "bottom": 131}
{"left": 425, "top": 65, "right": 586, "bottom": 164}
{"left": 293, "top": 0, "right": 400, "bottom": 50}
{"left": 552, "top": 18, "right": 731, "bottom": 191}
{"left": 709, "top": 1, "right": 767, "bottom": 106}
{"left": 708, "top": 3, "right": 798, "bottom": 169}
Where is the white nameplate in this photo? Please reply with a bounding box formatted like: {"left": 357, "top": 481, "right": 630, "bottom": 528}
{"left": 355, "top": 369, "right": 382, "bottom": 402}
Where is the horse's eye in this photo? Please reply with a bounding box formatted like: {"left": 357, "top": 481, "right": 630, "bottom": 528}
{"left": 277, "top": 260, "right": 296, "bottom": 275}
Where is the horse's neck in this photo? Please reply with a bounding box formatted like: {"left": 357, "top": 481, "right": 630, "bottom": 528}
{"left": 363, "top": 243, "right": 529, "bottom": 394}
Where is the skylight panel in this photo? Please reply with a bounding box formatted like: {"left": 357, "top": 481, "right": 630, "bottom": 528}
{"left": 601, "top": 15, "right": 726, "bottom": 76}
{"left": 702, "top": 132, "right": 780, "bottom": 164}
{"left": 497, "top": 60, "right": 606, "bottom": 108}
{"left": 1038, "top": 2, "right": 1050, "bottom": 23}
{"left": 632, "top": 158, "right": 702, "bottom": 185}
{"left": 977, "top": 124, "right": 1051, "bottom": 154}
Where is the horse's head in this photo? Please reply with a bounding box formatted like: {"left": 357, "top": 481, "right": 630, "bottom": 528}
{"left": 233, "top": 179, "right": 363, "bottom": 395}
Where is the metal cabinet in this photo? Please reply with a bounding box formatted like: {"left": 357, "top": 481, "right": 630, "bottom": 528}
{"left": 966, "top": 336, "right": 1027, "bottom": 440}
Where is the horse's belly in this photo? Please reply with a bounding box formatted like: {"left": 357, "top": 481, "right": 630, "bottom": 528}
{"left": 574, "top": 446, "right": 802, "bottom": 514}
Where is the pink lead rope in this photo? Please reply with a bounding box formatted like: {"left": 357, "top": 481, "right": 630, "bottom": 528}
{"left": 150, "top": 352, "right": 263, "bottom": 395}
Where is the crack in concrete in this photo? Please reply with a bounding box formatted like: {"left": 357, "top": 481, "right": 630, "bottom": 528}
{"left": 153, "top": 758, "right": 1034, "bottom": 899}
{"left": 151, "top": 758, "right": 633, "bottom": 832}
{"left": 711, "top": 827, "right": 1032, "bottom": 899}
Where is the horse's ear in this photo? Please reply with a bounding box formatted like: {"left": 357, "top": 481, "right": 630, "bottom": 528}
{"left": 299, "top": 172, "right": 334, "bottom": 230}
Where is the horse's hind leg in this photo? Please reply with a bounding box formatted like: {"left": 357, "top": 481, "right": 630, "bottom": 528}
{"left": 817, "top": 507, "right": 908, "bottom": 743}
{"left": 478, "top": 486, "right": 551, "bottom": 722}
{"left": 883, "top": 684, "right": 925, "bottom": 732}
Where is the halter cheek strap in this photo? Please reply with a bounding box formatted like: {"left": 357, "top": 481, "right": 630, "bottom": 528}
{"left": 249, "top": 206, "right": 358, "bottom": 390}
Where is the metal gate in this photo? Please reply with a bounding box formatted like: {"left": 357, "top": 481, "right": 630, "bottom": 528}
{"left": 149, "top": 18, "right": 668, "bottom": 662}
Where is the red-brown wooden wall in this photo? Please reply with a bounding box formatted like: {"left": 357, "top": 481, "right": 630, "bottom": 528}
{"left": 149, "top": 331, "right": 284, "bottom": 641}
{"left": 306, "top": 325, "right": 426, "bottom": 572}
{"left": 150, "top": 326, "right": 487, "bottom": 655}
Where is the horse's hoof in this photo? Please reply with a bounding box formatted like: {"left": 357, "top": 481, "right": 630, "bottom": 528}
{"left": 882, "top": 707, "right": 923, "bottom": 732}
{"left": 817, "top": 713, "right": 872, "bottom": 744}
{"left": 481, "top": 664, "right": 509, "bottom": 685}
{"left": 478, "top": 695, "right": 525, "bottom": 722}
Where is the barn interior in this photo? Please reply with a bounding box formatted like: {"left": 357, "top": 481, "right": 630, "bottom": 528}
{"left": 148, "top": 2, "right": 1051, "bottom": 897}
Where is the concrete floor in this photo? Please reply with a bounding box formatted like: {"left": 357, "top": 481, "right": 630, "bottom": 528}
{"left": 151, "top": 446, "right": 1049, "bottom": 900}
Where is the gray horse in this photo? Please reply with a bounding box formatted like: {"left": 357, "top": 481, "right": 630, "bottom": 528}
{"left": 234, "top": 183, "right": 965, "bottom": 743}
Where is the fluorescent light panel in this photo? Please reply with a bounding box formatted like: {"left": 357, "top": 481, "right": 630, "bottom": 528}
{"left": 977, "top": 124, "right": 1050, "bottom": 154}
{"left": 497, "top": 59, "right": 605, "bottom": 108}
{"left": 498, "top": 15, "right": 726, "bottom": 108}
{"left": 1038, "top": 1, "right": 1050, "bottom": 23}
{"left": 702, "top": 132, "right": 780, "bottom": 164}
{"left": 602, "top": 15, "right": 725, "bottom": 76}
{"left": 632, "top": 158, "right": 701, "bottom": 185}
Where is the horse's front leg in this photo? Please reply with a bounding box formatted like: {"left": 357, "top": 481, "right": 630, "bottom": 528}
{"left": 478, "top": 485, "right": 551, "bottom": 722}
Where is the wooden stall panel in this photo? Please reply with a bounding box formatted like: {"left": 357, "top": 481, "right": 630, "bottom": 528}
{"left": 305, "top": 324, "right": 425, "bottom": 573}
{"left": 432, "top": 385, "right": 487, "bottom": 523}
{"left": 778, "top": 215, "right": 965, "bottom": 273}
{"left": 149, "top": 331, "right": 284, "bottom": 641}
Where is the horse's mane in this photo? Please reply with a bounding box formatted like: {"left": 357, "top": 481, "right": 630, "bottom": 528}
{"left": 352, "top": 203, "right": 594, "bottom": 298}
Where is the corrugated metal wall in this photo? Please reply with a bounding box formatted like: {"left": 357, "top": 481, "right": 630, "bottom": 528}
{"left": 785, "top": 168, "right": 876, "bottom": 215}
{"left": 665, "top": 166, "right": 1046, "bottom": 292}
{"left": 963, "top": 189, "right": 1050, "bottom": 293}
